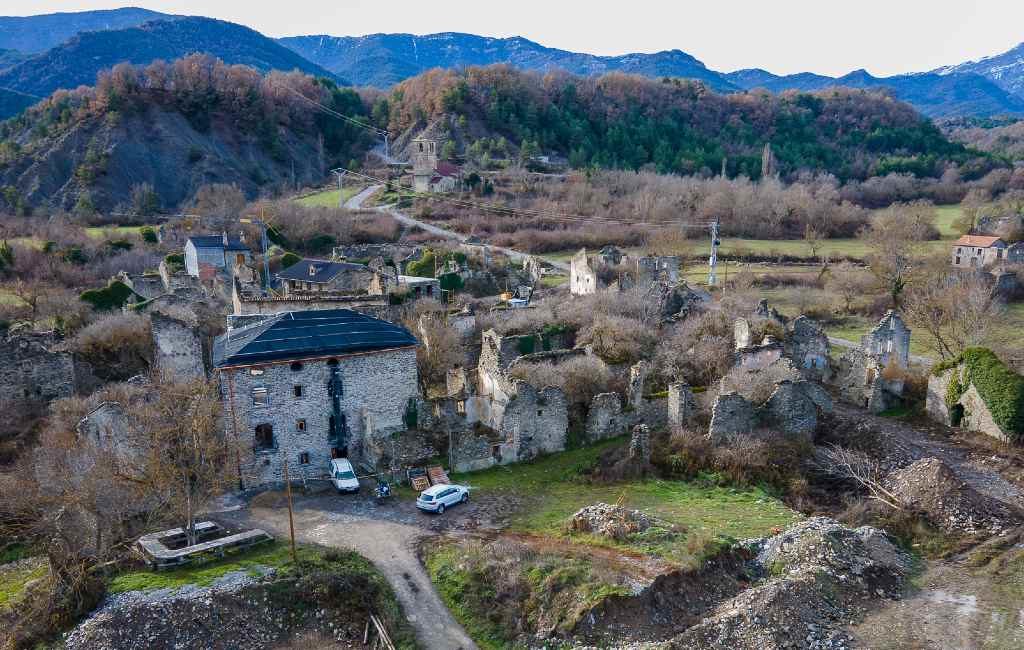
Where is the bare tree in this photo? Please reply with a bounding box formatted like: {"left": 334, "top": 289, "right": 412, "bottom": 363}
{"left": 809, "top": 445, "right": 903, "bottom": 510}
{"left": 861, "top": 201, "right": 935, "bottom": 306}
{"left": 826, "top": 262, "right": 872, "bottom": 314}
{"left": 902, "top": 272, "right": 1003, "bottom": 360}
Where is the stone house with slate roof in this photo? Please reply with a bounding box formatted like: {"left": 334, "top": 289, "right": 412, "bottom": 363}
{"left": 184, "top": 232, "right": 251, "bottom": 278}
{"left": 213, "top": 309, "right": 418, "bottom": 488}
{"left": 275, "top": 258, "right": 376, "bottom": 296}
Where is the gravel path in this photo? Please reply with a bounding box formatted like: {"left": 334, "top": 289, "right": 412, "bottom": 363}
{"left": 214, "top": 488, "right": 521, "bottom": 650}
{"left": 350, "top": 184, "right": 570, "bottom": 272}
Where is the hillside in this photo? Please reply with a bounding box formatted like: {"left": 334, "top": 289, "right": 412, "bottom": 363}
{"left": 0, "top": 7, "right": 170, "bottom": 54}
{"left": 0, "top": 55, "right": 372, "bottom": 213}
{"left": 935, "top": 42, "right": 1024, "bottom": 100}
{"left": 725, "top": 68, "right": 1024, "bottom": 118}
{"left": 0, "top": 17, "right": 341, "bottom": 118}
{"left": 280, "top": 32, "right": 737, "bottom": 91}
{"left": 377, "top": 66, "right": 985, "bottom": 180}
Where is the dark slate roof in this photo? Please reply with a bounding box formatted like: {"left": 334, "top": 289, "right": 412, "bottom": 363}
{"left": 213, "top": 309, "right": 417, "bottom": 368}
{"left": 187, "top": 235, "right": 250, "bottom": 252}
{"left": 276, "top": 258, "right": 368, "bottom": 284}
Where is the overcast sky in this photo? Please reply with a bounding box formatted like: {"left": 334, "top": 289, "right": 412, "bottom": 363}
{"left": 5, "top": 1, "right": 1024, "bottom": 77}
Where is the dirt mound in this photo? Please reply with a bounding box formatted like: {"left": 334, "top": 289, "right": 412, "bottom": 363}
{"left": 885, "top": 457, "right": 1020, "bottom": 536}
{"left": 568, "top": 503, "right": 669, "bottom": 541}
{"left": 666, "top": 517, "right": 911, "bottom": 650}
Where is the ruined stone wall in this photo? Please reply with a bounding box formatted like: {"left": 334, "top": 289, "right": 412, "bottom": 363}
{"left": 585, "top": 393, "right": 624, "bottom": 443}
{"left": 785, "top": 317, "right": 830, "bottom": 377}
{"left": 926, "top": 366, "right": 1011, "bottom": 442}
{"left": 570, "top": 249, "right": 598, "bottom": 296}
{"left": 499, "top": 381, "right": 568, "bottom": 462}
{"left": 861, "top": 311, "right": 911, "bottom": 369}
{"left": 151, "top": 313, "right": 205, "bottom": 381}
{"left": 233, "top": 291, "right": 389, "bottom": 319}
{"left": 1, "top": 333, "right": 75, "bottom": 401}
{"left": 708, "top": 392, "right": 757, "bottom": 443}
{"left": 668, "top": 383, "right": 697, "bottom": 429}
{"left": 219, "top": 346, "right": 418, "bottom": 488}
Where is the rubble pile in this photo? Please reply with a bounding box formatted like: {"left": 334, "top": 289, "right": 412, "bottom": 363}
{"left": 64, "top": 569, "right": 366, "bottom": 650}
{"left": 568, "top": 503, "right": 662, "bottom": 541}
{"left": 885, "top": 457, "right": 1020, "bottom": 536}
{"left": 667, "top": 517, "right": 911, "bottom": 650}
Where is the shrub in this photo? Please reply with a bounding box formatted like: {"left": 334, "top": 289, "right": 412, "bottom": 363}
{"left": 280, "top": 251, "right": 301, "bottom": 269}
{"left": 71, "top": 312, "right": 152, "bottom": 380}
{"left": 79, "top": 280, "right": 139, "bottom": 311}
{"left": 139, "top": 227, "right": 158, "bottom": 244}
{"left": 163, "top": 253, "right": 185, "bottom": 272}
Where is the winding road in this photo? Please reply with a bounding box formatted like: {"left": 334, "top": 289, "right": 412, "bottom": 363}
{"left": 346, "top": 184, "right": 570, "bottom": 272}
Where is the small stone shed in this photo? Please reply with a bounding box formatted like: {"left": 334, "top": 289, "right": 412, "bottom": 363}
{"left": 926, "top": 348, "right": 1024, "bottom": 443}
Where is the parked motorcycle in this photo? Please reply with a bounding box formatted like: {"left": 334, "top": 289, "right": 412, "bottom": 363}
{"left": 374, "top": 480, "right": 392, "bottom": 502}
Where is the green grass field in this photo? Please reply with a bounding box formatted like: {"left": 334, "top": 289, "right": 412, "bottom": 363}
{"left": 0, "top": 558, "right": 46, "bottom": 610}
{"left": 84, "top": 225, "right": 144, "bottom": 239}
{"left": 454, "top": 439, "right": 798, "bottom": 565}
{"left": 295, "top": 186, "right": 359, "bottom": 208}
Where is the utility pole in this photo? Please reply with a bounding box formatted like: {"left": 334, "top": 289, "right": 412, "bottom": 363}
{"left": 240, "top": 209, "right": 271, "bottom": 292}
{"left": 708, "top": 219, "right": 720, "bottom": 287}
{"left": 282, "top": 451, "right": 298, "bottom": 565}
{"left": 331, "top": 168, "right": 347, "bottom": 208}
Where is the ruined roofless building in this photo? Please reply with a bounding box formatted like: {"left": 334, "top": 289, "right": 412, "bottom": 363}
{"left": 213, "top": 309, "right": 418, "bottom": 488}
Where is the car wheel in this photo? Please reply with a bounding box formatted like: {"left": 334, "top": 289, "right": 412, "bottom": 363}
{"left": 461, "top": 493, "right": 469, "bottom": 503}
{"left": 437, "top": 503, "right": 445, "bottom": 514}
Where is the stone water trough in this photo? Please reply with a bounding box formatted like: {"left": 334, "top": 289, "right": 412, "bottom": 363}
{"left": 136, "top": 521, "right": 272, "bottom": 570}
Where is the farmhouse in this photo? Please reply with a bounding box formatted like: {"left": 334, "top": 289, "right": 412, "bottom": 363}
{"left": 213, "top": 309, "right": 419, "bottom": 488}
{"left": 951, "top": 235, "right": 1007, "bottom": 269}
{"left": 184, "top": 232, "right": 252, "bottom": 278}
{"left": 276, "top": 258, "right": 376, "bottom": 296}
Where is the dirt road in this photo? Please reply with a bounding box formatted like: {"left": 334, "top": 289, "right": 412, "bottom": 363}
{"left": 349, "top": 184, "right": 570, "bottom": 272}
{"left": 216, "top": 488, "right": 519, "bottom": 650}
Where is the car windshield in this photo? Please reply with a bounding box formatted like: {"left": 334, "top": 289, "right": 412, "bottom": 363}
{"left": 420, "top": 494, "right": 434, "bottom": 502}
{"left": 334, "top": 470, "right": 355, "bottom": 479}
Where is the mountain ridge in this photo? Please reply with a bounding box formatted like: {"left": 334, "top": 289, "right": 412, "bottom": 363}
{"left": 0, "top": 7, "right": 170, "bottom": 54}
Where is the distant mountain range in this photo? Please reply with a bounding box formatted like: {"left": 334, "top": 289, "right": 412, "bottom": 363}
{"left": 0, "top": 17, "right": 340, "bottom": 104}
{"left": 722, "top": 68, "right": 1024, "bottom": 118}
{"left": 279, "top": 32, "right": 738, "bottom": 91}
{"left": 0, "top": 8, "right": 1023, "bottom": 120}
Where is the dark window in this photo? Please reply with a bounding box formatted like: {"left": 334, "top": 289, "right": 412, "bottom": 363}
{"left": 299, "top": 452, "right": 310, "bottom": 465}
{"left": 537, "top": 410, "right": 543, "bottom": 416}
{"left": 255, "top": 423, "right": 274, "bottom": 450}
{"left": 252, "top": 387, "right": 269, "bottom": 407}
{"left": 290, "top": 362, "right": 304, "bottom": 372}
{"left": 327, "top": 358, "right": 339, "bottom": 367}
{"left": 293, "top": 385, "right": 303, "bottom": 398}
{"left": 296, "top": 419, "right": 306, "bottom": 431}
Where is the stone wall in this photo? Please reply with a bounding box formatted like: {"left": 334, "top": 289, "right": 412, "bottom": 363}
{"left": 668, "top": 383, "right": 697, "bottom": 429}
{"left": 758, "top": 381, "right": 818, "bottom": 441}
{"left": 151, "top": 312, "right": 205, "bottom": 381}
{"left": 233, "top": 283, "right": 389, "bottom": 319}
{"left": 708, "top": 392, "right": 757, "bottom": 443}
{"left": 499, "top": 381, "right": 569, "bottom": 462}
{"left": 219, "top": 346, "right": 419, "bottom": 488}
{"left": 785, "top": 316, "right": 830, "bottom": 378}
{"left": 1, "top": 332, "right": 75, "bottom": 401}
{"left": 585, "top": 393, "right": 624, "bottom": 443}
{"left": 570, "top": 249, "right": 599, "bottom": 295}
{"left": 927, "top": 366, "right": 1012, "bottom": 442}
{"left": 861, "top": 310, "right": 911, "bottom": 369}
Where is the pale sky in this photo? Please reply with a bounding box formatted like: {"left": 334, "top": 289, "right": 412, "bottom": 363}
{"left": 4, "top": 1, "right": 1024, "bottom": 77}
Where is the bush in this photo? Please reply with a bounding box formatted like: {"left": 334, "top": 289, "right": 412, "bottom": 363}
{"left": 139, "top": 227, "right": 158, "bottom": 244}
{"left": 163, "top": 253, "right": 185, "bottom": 272}
{"left": 79, "top": 280, "right": 139, "bottom": 311}
{"left": 71, "top": 312, "right": 152, "bottom": 380}
{"left": 280, "top": 251, "right": 301, "bottom": 269}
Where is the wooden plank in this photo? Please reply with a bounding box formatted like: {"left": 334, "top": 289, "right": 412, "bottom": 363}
{"left": 410, "top": 475, "right": 431, "bottom": 492}
{"left": 427, "top": 465, "right": 450, "bottom": 485}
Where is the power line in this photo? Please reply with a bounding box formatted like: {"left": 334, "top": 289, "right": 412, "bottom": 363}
{"left": 277, "top": 83, "right": 388, "bottom": 137}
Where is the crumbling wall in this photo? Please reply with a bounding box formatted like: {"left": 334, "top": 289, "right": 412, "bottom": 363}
{"left": 785, "top": 316, "right": 830, "bottom": 378}
{"left": 927, "top": 365, "right": 1013, "bottom": 442}
{"left": 500, "top": 381, "right": 568, "bottom": 462}
{"left": 1, "top": 332, "right": 75, "bottom": 401}
{"left": 861, "top": 310, "right": 911, "bottom": 369}
{"left": 570, "top": 249, "right": 599, "bottom": 296}
{"left": 668, "top": 382, "right": 698, "bottom": 429}
{"left": 757, "top": 380, "right": 818, "bottom": 441}
{"left": 708, "top": 392, "right": 757, "bottom": 443}
{"left": 585, "top": 393, "right": 624, "bottom": 443}
{"left": 151, "top": 312, "right": 205, "bottom": 381}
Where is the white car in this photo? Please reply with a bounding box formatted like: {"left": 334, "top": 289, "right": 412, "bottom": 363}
{"left": 330, "top": 458, "right": 360, "bottom": 494}
{"left": 415, "top": 483, "right": 469, "bottom": 514}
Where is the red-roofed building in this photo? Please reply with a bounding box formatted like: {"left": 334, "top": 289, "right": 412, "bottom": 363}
{"left": 952, "top": 235, "right": 1006, "bottom": 269}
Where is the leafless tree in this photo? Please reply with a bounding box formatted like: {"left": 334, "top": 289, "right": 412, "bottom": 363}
{"left": 809, "top": 445, "right": 902, "bottom": 510}
{"left": 826, "top": 262, "right": 872, "bottom": 314}
{"left": 902, "top": 272, "right": 1003, "bottom": 360}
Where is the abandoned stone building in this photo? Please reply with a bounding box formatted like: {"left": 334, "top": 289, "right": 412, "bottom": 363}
{"left": 411, "top": 136, "right": 462, "bottom": 193}
{"left": 570, "top": 249, "right": 600, "bottom": 296}
{"left": 784, "top": 316, "right": 830, "bottom": 378}
{"left": 829, "top": 310, "right": 912, "bottom": 413}
{"left": 2, "top": 330, "right": 76, "bottom": 401}
{"left": 570, "top": 248, "right": 684, "bottom": 297}
{"left": 231, "top": 278, "right": 389, "bottom": 320}
{"left": 951, "top": 235, "right": 1007, "bottom": 269}
{"left": 926, "top": 350, "right": 1023, "bottom": 443}
{"left": 213, "top": 309, "right": 419, "bottom": 488}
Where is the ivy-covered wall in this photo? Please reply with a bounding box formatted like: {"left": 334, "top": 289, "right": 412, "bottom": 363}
{"left": 933, "top": 348, "right": 1024, "bottom": 441}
